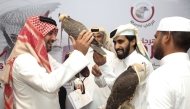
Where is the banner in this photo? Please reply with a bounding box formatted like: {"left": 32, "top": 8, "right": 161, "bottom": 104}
{"left": 0, "top": 0, "right": 190, "bottom": 108}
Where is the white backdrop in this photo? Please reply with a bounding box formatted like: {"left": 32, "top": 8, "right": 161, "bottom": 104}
{"left": 0, "top": 0, "right": 190, "bottom": 108}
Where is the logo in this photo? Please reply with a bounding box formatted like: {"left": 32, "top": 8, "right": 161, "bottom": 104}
{"left": 0, "top": 50, "right": 7, "bottom": 71}
{"left": 131, "top": 0, "right": 154, "bottom": 23}
{"left": 0, "top": 63, "right": 4, "bottom": 70}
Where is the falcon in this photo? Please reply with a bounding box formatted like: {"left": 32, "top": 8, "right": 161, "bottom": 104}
{"left": 58, "top": 13, "right": 106, "bottom": 56}
{"left": 106, "top": 63, "right": 146, "bottom": 109}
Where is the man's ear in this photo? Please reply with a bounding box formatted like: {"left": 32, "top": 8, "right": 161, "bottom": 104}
{"left": 130, "top": 38, "right": 136, "bottom": 46}
{"left": 163, "top": 31, "right": 172, "bottom": 43}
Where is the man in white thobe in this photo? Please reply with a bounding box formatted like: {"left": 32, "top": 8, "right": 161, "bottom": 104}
{"left": 0, "top": 15, "right": 94, "bottom": 109}
{"left": 92, "top": 23, "right": 154, "bottom": 109}
{"left": 72, "top": 26, "right": 115, "bottom": 109}
{"left": 145, "top": 16, "right": 190, "bottom": 109}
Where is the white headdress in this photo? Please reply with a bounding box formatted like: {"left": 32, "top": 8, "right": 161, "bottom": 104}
{"left": 110, "top": 23, "right": 150, "bottom": 60}
{"left": 90, "top": 26, "right": 115, "bottom": 53}
{"left": 157, "top": 16, "right": 190, "bottom": 31}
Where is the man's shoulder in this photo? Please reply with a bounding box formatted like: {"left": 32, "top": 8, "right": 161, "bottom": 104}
{"left": 13, "top": 53, "right": 38, "bottom": 72}
{"left": 17, "top": 53, "right": 34, "bottom": 58}
{"left": 135, "top": 53, "right": 151, "bottom": 63}
{"left": 15, "top": 53, "right": 36, "bottom": 64}
{"left": 149, "top": 65, "right": 166, "bottom": 80}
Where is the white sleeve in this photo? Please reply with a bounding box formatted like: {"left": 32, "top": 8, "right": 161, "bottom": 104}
{"left": 98, "top": 55, "right": 116, "bottom": 90}
{"left": 14, "top": 50, "right": 89, "bottom": 93}
{"left": 48, "top": 53, "right": 77, "bottom": 82}
{"left": 145, "top": 75, "right": 173, "bottom": 109}
{"left": 94, "top": 75, "right": 107, "bottom": 88}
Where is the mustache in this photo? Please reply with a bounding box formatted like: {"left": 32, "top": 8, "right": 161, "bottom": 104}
{"left": 116, "top": 49, "right": 124, "bottom": 52}
{"left": 48, "top": 40, "right": 54, "bottom": 44}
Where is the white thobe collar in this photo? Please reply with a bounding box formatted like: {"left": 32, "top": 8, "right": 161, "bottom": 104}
{"left": 123, "top": 50, "right": 138, "bottom": 66}
{"left": 160, "top": 52, "right": 189, "bottom": 66}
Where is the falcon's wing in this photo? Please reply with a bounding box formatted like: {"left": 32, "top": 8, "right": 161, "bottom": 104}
{"left": 0, "top": 3, "right": 60, "bottom": 35}
{"left": 61, "top": 17, "right": 87, "bottom": 39}
{"left": 106, "top": 66, "right": 139, "bottom": 109}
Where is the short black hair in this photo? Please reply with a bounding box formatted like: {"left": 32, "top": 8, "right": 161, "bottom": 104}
{"left": 125, "top": 35, "right": 137, "bottom": 49}
{"left": 39, "top": 16, "right": 57, "bottom": 26}
{"left": 171, "top": 31, "right": 190, "bottom": 52}
{"left": 161, "top": 31, "right": 190, "bottom": 52}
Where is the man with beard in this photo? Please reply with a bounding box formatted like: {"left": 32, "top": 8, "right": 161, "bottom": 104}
{"left": 82, "top": 26, "right": 115, "bottom": 109}
{"left": 0, "top": 15, "right": 94, "bottom": 109}
{"left": 69, "top": 26, "right": 115, "bottom": 109}
{"left": 145, "top": 17, "right": 190, "bottom": 109}
{"left": 92, "top": 23, "right": 154, "bottom": 109}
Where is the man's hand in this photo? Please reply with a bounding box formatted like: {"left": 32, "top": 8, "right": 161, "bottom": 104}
{"left": 75, "top": 84, "right": 83, "bottom": 92}
{"left": 93, "top": 51, "right": 106, "bottom": 66}
{"left": 92, "top": 64, "right": 102, "bottom": 77}
{"left": 70, "top": 30, "right": 94, "bottom": 55}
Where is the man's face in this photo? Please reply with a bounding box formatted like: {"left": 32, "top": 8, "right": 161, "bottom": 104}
{"left": 153, "top": 31, "right": 164, "bottom": 60}
{"left": 93, "top": 32, "right": 104, "bottom": 44}
{"left": 44, "top": 30, "right": 57, "bottom": 52}
{"left": 113, "top": 35, "right": 131, "bottom": 59}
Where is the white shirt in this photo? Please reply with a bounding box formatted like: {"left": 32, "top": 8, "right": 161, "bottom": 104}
{"left": 95, "top": 50, "right": 154, "bottom": 109}
{"left": 145, "top": 52, "right": 190, "bottom": 109}
{"left": 77, "top": 47, "right": 115, "bottom": 109}
{"left": 12, "top": 50, "right": 89, "bottom": 109}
